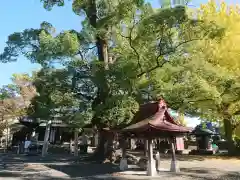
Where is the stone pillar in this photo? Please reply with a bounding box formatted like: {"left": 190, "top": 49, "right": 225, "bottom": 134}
{"left": 120, "top": 138, "right": 128, "bottom": 171}
{"left": 147, "top": 138, "right": 157, "bottom": 176}
{"left": 50, "top": 127, "right": 56, "bottom": 143}
{"left": 170, "top": 137, "right": 180, "bottom": 172}
{"left": 155, "top": 151, "right": 160, "bottom": 172}
{"left": 70, "top": 139, "right": 74, "bottom": 154}
{"left": 42, "top": 120, "right": 51, "bottom": 157}
{"left": 130, "top": 139, "right": 136, "bottom": 150}
{"left": 94, "top": 131, "right": 99, "bottom": 147}
{"left": 52, "top": 128, "right": 56, "bottom": 143}
{"left": 17, "top": 143, "right": 20, "bottom": 154}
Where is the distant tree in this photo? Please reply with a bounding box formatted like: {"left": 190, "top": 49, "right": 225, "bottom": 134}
{"left": 0, "top": 85, "right": 19, "bottom": 148}
{"left": 11, "top": 73, "right": 37, "bottom": 117}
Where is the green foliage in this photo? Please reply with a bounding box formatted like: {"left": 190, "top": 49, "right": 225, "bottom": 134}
{"left": 0, "top": 85, "right": 18, "bottom": 100}
{"left": 27, "top": 67, "right": 93, "bottom": 128}
{"left": 94, "top": 95, "right": 139, "bottom": 127}
{"left": 28, "top": 68, "right": 72, "bottom": 118}
{"left": 0, "top": 22, "right": 83, "bottom": 66}
{"left": 2, "top": 0, "right": 240, "bottom": 136}
{"left": 38, "top": 30, "right": 80, "bottom": 60}
{"left": 0, "top": 29, "right": 41, "bottom": 63}
{"left": 40, "top": 0, "right": 65, "bottom": 10}
{"left": 0, "top": 1, "right": 204, "bottom": 128}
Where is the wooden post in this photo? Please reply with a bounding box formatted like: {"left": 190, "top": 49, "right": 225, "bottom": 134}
{"left": 42, "top": 120, "right": 51, "bottom": 157}
{"left": 144, "top": 139, "right": 148, "bottom": 156}
{"left": 17, "top": 143, "right": 20, "bottom": 154}
{"left": 74, "top": 129, "right": 79, "bottom": 157}
{"left": 4, "top": 121, "right": 9, "bottom": 153}
{"left": 147, "top": 138, "right": 157, "bottom": 176}
{"left": 70, "top": 139, "right": 74, "bottom": 154}
{"left": 94, "top": 131, "right": 99, "bottom": 147}
{"left": 170, "top": 137, "right": 180, "bottom": 172}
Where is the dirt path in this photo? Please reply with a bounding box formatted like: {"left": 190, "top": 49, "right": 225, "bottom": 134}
{"left": 117, "top": 158, "right": 240, "bottom": 180}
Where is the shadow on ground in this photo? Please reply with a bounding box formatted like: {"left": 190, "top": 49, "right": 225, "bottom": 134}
{"left": 0, "top": 153, "right": 84, "bottom": 164}
{"left": 46, "top": 161, "right": 120, "bottom": 178}
{"left": 0, "top": 162, "right": 240, "bottom": 180}
{"left": 0, "top": 171, "right": 22, "bottom": 178}
{"left": 1, "top": 153, "right": 240, "bottom": 179}
{"left": 180, "top": 167, "right": 218, "bottom": 174}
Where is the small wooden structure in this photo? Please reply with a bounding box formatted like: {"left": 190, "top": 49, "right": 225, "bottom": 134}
{"left": 190, "top": 126, "right": 217, "bottom": 154}
{"left": 120, "top": 99, "right": 191, "bottom": 176}
{"left": 12, "top": 117, "right": 73, "bottom": 145}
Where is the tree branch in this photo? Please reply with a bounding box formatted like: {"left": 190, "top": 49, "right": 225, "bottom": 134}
{"left": 86, "top": 46, "right": 97, "bottom": 50}
{"left": 185, "top": 98, "right": 215, "bottom": 104}
{"left": 76, "top": 92, "right": 94, "bottom": 101}
{"left": 119, "top": 14, "right": 143, "bottom": 74}
{"left": 136, "top": 38, "right": 200, "bottom": 78}
{"left": 77, "top": 50, "right": 84, "bottom": 61}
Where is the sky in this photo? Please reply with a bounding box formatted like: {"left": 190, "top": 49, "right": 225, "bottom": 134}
{"left": 0, "top": 0, "right": 236, "bottom": 126}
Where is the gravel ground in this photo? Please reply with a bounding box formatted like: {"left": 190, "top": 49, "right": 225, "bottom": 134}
{"left": 0, "top": 154, "right": 239, "bottom": 179}
{"left": 117, "top": 159, "right": 240, "bottom": 180}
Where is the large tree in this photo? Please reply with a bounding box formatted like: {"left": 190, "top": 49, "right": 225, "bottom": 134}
{"left": 188, "top": 1, "right": 240, "bottom": 153}
{"left": 0, "top": 0, "right": 223, "bottom": 158}
{"left": 142, "top": 1, "right": 240, "bottom": 154}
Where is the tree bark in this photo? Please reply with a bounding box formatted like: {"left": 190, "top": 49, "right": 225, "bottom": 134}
{"left": 5, "top": 121, "right": 8, "bottom": 152}
{"left": 223, "top": 118, "right": 236, "bottom": 155}
{"left": 87, "top": 0, "right": 110, "bottom": 161}
{"left": 74, "top": 129, "right": 79, "bottom": 157}
{"left": 92, "top": 130, "right": 116, "bottom": 162}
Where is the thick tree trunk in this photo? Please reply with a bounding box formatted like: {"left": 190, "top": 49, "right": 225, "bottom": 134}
{"left": 93, "top": 131, "right": 107, "bottom": 161}
{"left": 223, "top": 118, "right": 236, "bottom": 155}
{"left": 105, "top": 133, "right": 115, "bottom": 162}
{"left": 87, "top": 0, "right": 111, "bottom": 161}
{"left": 92, "top": 130, "right": 116, "bottom": 162}
{"left": 74, "top": 129, "right": 79, "bottom": 157}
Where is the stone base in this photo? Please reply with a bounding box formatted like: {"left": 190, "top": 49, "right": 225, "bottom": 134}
{"left": 170, "top": 160, "right": 180, "bottom": 173}
{"left": 120, "top": 158, "right": 128, "bottom": 171}
{"left": 155, "top": 152, "right": 160, "bottom": 171}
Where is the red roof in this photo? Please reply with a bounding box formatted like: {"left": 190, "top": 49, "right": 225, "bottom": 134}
{"left": 122, "top": 99, "right": 191, "bottom": 135}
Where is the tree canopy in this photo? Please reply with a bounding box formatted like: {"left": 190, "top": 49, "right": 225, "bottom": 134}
{"left": 1, "top": 0, "right": 240, "bottom": 153}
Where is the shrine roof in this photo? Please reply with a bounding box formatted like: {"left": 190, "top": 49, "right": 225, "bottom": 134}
{"left": 121, "top": 99, "right": 191, "bottom": 134}
{"left": 191, "top": 126, "right": 216, "bottom": 135}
